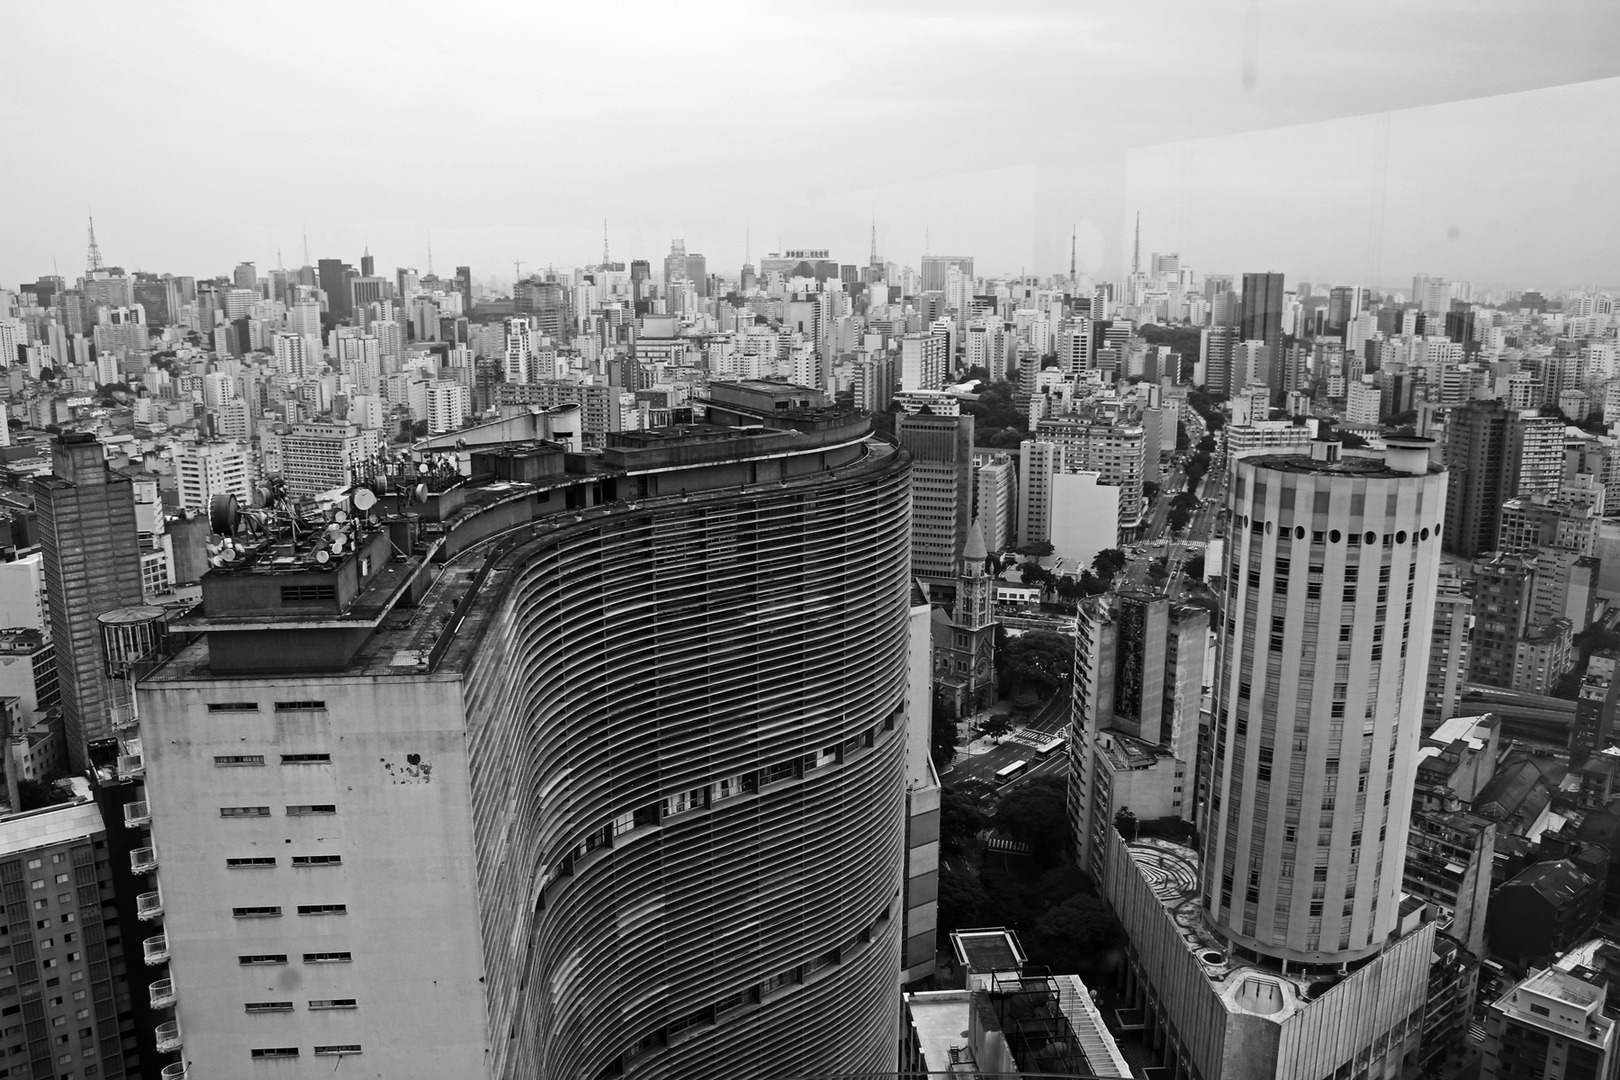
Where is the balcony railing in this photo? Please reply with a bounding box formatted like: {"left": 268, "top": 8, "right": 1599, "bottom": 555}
{"left": 136, "top": 890, "right": 164, "bottom": 921}
{"left": 130, "top": 846, "right": 157, "bottom": 875}
{"left": 160, "top": 1064, "right": 187, "bottom": 1080}
{"left": 124, "top": 801, "right": 151, "bottom": 827}
{"left": 142, "top": 934, "right": 169, "bottom": 965}
{"left": 149, "top": 978, "right": 175, "bottom": 1009}
{"left": 155, "top": 1020, "right": 181, "bottom": 1053}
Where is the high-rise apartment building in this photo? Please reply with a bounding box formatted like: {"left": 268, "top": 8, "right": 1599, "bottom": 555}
{"left": 135, "top": 392, "right": 912, "bottom": 1078}
{"left": 1070, "top": 586, "right": 1207, "bottom": 877}
{"left": 1239, "top": 272, "right": 1285, "bottom": 350}
{"left": 1505, "top": 409, "right": 1564, "bottom": 500}
{"left": 973, "top": 452, "right": 1016, "bottom": 554}
{"left": 33, "top": 435, "right": 145, "bottom": 768}
{"left": 1034, "top": 415, "right": 1146, "bottom": 531}
{"left": 899, "top": 331, "right": 946, "bottom": 392}
{"left": 1016, "top": 440, "right": 1059, "bottom": 548}
{"left": 897, "top": 412, "right": 974, "bottom": 581}
{"left": 278, "top": 423, "right": 383, "bottom": 498}
{"left": 1422, "top": 570, "right": 1473, "bottom": 733}
{"left": 1443, "top": 399, "right": 1510, "bottom": 558}
{"left": 1200, "top": 325, "right": 1237, "bottom": 397}
{"left": 0, "top": 793, "right": 151, "bottom": 1077}
{"left": 920, "top": 255, "right": 973, "bottom": 294}
{"left": 174, "top": 442, "right": 254, "bottom": 512}
{"left": 316, "top": 259, "right": 351, "bottom": 321}
{"left": 1208, "top": 436, "right": 1445, "bottom": 963}
{"left": 424, "top": 382, "right": 470, "bottom": 435}
{"left": 1094, "top": 437, "right": 1447, "bottom": 1080}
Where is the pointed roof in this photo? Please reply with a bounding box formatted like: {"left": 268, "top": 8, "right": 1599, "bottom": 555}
{"left": 962, "top": 518, "right": 988, "bottom": 566}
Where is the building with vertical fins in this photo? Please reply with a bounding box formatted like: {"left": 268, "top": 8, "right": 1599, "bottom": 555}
{"left": 1070, "top": 584, "right": 1208, "bottom": 879}
{"left": 33, "top": 434, "right": 146, "bottom": 769}
{"left": 131, "top": 385, "right": 912, "bottom": 1078}
{"left": 1094, "top": 436, "right": 1449, "bottom": 1080}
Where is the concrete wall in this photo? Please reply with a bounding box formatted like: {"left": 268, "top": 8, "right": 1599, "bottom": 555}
{"left": 139, "top": 674, "right": 491, "bottom": 1078}
{"left": 1050, "top": 471, "right": 1120, "bottom": 568}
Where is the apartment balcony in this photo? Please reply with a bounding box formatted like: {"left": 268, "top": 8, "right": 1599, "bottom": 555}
{"left": 130, "top": 846, "right": 157, "bottom": 875}
{"left": 142, "top": 934, "right": 169, "bottom": 965}
{"left": 160, "top": 1064, "right": 186, "bottom": 1080}
{"left": 124, "top": 801, "right": 151, "bottom": 828}
{"left": 136, "top": 890, "right": 164, "bottom": 921}
{"left": 155, "top": 1020, "right": 181, "bottom": 1054}
{"left": 110, "top": 702, "right": 138, "bottom": 732}
{"left": 149, "top": 978, "right": 176, "bottom": 1009}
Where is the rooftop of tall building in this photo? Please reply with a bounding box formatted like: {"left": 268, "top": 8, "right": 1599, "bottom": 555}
{"left": 1119, "top": 836, "right": 1432, "bottom": 1022}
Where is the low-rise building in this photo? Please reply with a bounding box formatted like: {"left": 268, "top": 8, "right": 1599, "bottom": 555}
{"left": 1482, "top": 965, "right": 1614, "bottom": 1080}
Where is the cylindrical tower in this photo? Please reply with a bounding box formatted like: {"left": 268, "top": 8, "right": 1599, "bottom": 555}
{"left": 1204, "top": 437, "right": 1446, "bottom": 969}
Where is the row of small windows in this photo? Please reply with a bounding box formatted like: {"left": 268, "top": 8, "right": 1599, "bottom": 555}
{"left": 240, "top": 952, "right": 350, "bottom": 965}
{"left": 232, "top": 905, "right": 347, "bottom": 918}
{"left": 227, "top": 855, "right": 341, "bottom": 868}
{"left": 206, "top": 701, "right": 328, "bottom": 713}
{"left": 220, "top": 805, "right": 336, "bottom": 818}
{"left": 245, "top": 999, "right": 356, "bottom": 1013}
{"left": 251, "top": 1046, "right": 360, "bottom": 1058}
{"left": 1236, "top": 515, "right": 1443, "bottom": 547}
{"left": 215, "top": 754, "right": 330, "bottom": 766}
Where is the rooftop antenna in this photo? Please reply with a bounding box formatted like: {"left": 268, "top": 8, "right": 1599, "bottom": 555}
{"left": 513, "top": 258, "right": 524, "bottom": 284}
{"left": 427, "top": 232, "right": 434, "bottom": 276}
{"left": 602, "top": 219, "right": 610, "bottom": 266}
{"left": 1070, "top": 224, "right": 1077, "bottom": 284}
{"left": 302, "top": 226, "right": 309, "bottom": 267}
{"left": 277, "top": 247, "right": 284, "bottom": 272}
{"left": 86, "top": 211, "right": 103, "bottom": 273}
{"left": 1132, "top": 211, "right": 1141, "bottom": 275}
{"left": 870, "top": 215, "right": 877, "bottom": 265}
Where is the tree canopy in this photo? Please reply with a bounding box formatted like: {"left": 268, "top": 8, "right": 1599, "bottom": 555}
{"left": 996, "top": 632, "right": 1074, "bottom": 699}
{"left": 939, "top": 780, "right": 993, "bottom": 855}
{"left": 938, "top": 865, "right": 989, "bottom": 936}
{"left": 1030, "top": 893, "right": 1123, "bottom": 972}
{"left": 990, "top": 774, "right": 1071, "bottom": 866}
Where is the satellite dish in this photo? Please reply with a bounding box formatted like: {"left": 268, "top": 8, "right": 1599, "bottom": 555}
{"left": 209, "top": 494, "right": 239, "bottom": 536}
{"left": 219, "top": 547, "right": 238, "bottom": 563}
{"left": 418, "top": 463, "right": 430, "bottom": 475}
{"left": 314, "top": 549, "right": 331, "bottom": 564}
{"left": 414, "top": 483, "right": 428, "bottom": 504}
{"left": 330, "top": 537, "right": 345, "bottom": 555}
{"left": 249, "top": 486, "right": 268, "bottom": 509}
{"left": 353, "top": 488, "right": 377, "bottom": 511}
{"left": 333, "top": 510, "right": 349, "bottom": 524}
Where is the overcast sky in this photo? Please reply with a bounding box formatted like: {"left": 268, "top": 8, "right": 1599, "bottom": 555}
{"left": 3, "top": 0, "right": 1617, "bottom": 293}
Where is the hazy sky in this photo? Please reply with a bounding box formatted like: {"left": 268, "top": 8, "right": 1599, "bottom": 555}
{"left": 3, "top": 0, "right": 1618, "bottom": 292}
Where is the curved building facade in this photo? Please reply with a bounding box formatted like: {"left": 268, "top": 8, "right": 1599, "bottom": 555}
{"left": 133, "top": 401, "right": 912, "bottom": 1079}
{"left": 465, "top": 451, "right": 913, "bottom": 1078}
{"left": 1205, "top": 438, "right": 1446, "bottom": 968}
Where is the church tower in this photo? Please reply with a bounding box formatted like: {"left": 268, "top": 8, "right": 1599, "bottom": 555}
{"left": 934, "top": 518, "right": 998, "bottom": 715}
{"left": 954, "top": 518, "right": 993, "bottom": 631}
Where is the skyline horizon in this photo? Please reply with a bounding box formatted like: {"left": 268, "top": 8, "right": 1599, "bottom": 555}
{"left": 18, "top": 212, "right": 1610, "bottom": 301}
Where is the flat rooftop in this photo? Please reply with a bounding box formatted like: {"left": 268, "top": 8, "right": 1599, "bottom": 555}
{"left": 1125, "top": 837, "right": 1337, "bottom": 1022}
{"left": 147, "top": 437, "right": 902, "bottom": 686}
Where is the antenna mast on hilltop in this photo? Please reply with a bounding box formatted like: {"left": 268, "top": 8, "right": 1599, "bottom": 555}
{"left": 603, "top": 219, "right": 610, "bottom": 266}
{"left": 1070, "top": 224, "right": 1077, "bottom": 285}
{"left": 86, "top": 212, "right": 104, "bottom": 273}
{"left": 870, "top": 216, "right": 877, "bottom": 265}
{"left": 1132, "top": 211, "right": 1141, "bottom": 275}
